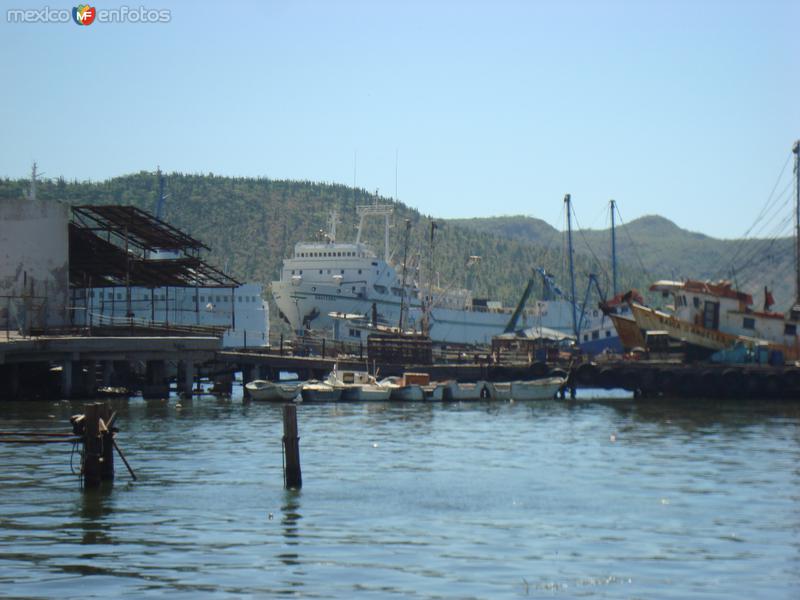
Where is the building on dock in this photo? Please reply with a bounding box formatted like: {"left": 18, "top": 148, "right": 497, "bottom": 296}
{"left": 0, "top": 196, "right": 71, "bottom": 332}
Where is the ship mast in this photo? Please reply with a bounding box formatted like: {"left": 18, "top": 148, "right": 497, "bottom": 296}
{"left": 355, "top": 202, "right": 393, "bottom": 260}
{"left": 610, "top": 199, "right": 618, "bottom": 297}
{"left": 565, "top": 194, "right": 578, "bottom": 339}
{"left": 398, "top": 219, "right": 411, "bottom": 331}
{"left": 794, "top": 140, "right": 800, "bottom": 305}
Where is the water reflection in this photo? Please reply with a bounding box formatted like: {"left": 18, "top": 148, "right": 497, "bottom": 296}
{"left": 76, "top": 484, "right": 115, "bottom": 546}
{"left": 277, "top": 490, "right": 302, "bottom": 566}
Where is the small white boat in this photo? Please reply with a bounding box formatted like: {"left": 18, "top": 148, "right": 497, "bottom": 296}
{"left": 441, "top": 380, "right": 491, "bottom": 401}
{"left": 245, "top": 380, "right": 301, "bottom": 402}
{"left": 509, "top": 376, "right": 566, "bottom": 400}
{"left": 300, "top": 380, "right": 342, "bottom": 402}
{"left": 327, "top": 369, "right": 392, "bottom": 402}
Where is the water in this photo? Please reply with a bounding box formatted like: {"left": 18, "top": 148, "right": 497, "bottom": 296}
{"left": 1, "top": 392, "right": 798, "bottom": 599}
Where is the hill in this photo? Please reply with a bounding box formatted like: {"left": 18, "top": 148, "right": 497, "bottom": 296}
{"left": 449, "top": 213, "right": 794, "bottom": 310}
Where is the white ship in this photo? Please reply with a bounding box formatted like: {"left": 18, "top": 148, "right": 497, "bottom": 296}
{"left": 272, "top": 204, "right": 619, "bottom": 349}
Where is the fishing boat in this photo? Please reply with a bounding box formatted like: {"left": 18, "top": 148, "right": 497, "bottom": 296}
{"left": 326, "top": 369, "right": 392, "bottom": 401}
{"left": 620, "top": 141, "right": 800, "bottom": 362}
{"left": 245, "top": 379, "right": 301, "bottom": 402}
{"left": 628, "top": 279, "right": 799, "bottom": 360}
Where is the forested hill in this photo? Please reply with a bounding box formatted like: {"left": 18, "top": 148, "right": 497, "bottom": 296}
{"left": 450, "top": 215, "right": 795, "bottom": 311}
{"left": 0, "top": 172, "right": 793, "bottom": 327}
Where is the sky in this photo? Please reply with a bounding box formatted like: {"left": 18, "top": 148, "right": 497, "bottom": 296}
{"left": 0, "top": 0, "right": 797, "bottom": 238}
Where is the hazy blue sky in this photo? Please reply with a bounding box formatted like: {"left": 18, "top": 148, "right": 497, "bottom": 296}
{"left": 1, "top": 0, "right": 797, "bottom": 238}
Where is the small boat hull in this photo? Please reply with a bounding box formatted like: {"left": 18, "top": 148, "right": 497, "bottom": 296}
{"left": 510, "top": 377, "right": 565, "bottom": 400}
{"left": 301, "top": 383, "right": 342, "bottom": 402}
{"left": 340, "top": 385, "right": 392, "bottom": 402}
{"left": 245, "top": 380, "right": 301, "bottom": 402}
{"left": 390, "top": 385, "right": 425, "bottom": 401}
{"left": 441, "top": 381, "right": 491, "bottom": 401}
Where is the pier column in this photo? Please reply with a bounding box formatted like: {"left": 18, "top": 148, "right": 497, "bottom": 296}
{"left": 61, "top": 359, "right": 73, "bottom": 399}
{"left": 101, "top": 361, "right": 114, "bottom": 386}
{"left": 242, "top": 365, "right": 253, "bottom": 401}
{"left": 6, "top": 364, "right": 20, "bottom": 400}
{"left": 143, "top": 360, "right": 169, "bottom": 399}
{"left": 178, "top": 360, "right": 194, "bottom": 396}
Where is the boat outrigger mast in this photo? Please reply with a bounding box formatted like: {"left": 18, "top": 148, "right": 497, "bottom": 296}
{"left": 793, "top": 140, "right": 800, "bottom": 306}
{"left": 564, "top": 194, "right": 579, "bottom": 339}
{"left": 610, "top": 199, "right": 618, "bottom": 298}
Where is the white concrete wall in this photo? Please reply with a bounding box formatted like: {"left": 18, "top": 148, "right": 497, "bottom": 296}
{"left": 0, "top": 198, "right": 70, "bottom": 330}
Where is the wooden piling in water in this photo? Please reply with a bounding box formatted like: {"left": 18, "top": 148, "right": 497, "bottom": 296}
{"left": 282, "top": 403, "right": 302, "bottom": 490}
{"left": 82, "top": 402, "right": 114, "bottom": 487}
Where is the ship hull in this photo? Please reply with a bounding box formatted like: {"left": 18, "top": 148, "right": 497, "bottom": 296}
{"left": 630, "top": 303, "right": 799, "bottom": 361}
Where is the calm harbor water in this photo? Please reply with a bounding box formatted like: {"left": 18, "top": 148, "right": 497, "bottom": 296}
{"left": 1, "top": 390, "right": 798, "bottom": 599}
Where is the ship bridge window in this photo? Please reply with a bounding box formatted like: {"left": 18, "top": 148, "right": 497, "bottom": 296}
{"left": 373, "top": 284, "right": 388, "bottom": 294}
{"left": 742, "top": 317, "right": 755, "bottom": 330}
{"left": 358, "top": 269, "right": 362, "bottom": 274}
{"left": 391, "top": 287, "right": 403, "bottom": 296}
{"left": 785, "top": 323, "right": 797, "bottom": 336}
{"left": 693, "top": 297, "right": 700, "bottom": 308}
{"left": 606, "top": 330, "right": 611, "bottom": 337}
{"left": 592, "top": 330, "right": 599, "bottom": 340}
{"left": 319, "top": 270, "right": 323, "bottom": 274}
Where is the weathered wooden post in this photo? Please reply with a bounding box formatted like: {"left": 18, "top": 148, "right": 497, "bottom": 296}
{"left": 82, "top": 402, "right": 114, "bottom": 487}
{"left": 282, "top": 403, "right": 302, "bottom": 489}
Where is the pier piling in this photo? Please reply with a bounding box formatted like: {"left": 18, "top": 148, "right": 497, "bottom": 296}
{"left": 80, "top": 402, "right": 114, "bottom": 488}
{"left": 282, "top": 403, "right": 302, "bottom": 490}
